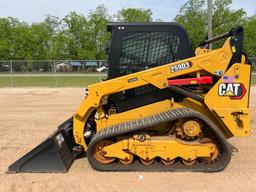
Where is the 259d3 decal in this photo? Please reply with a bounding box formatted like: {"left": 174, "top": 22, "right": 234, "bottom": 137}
{"left": 218, "top": 83, "right": 246, "bottom": 100}
{"left": 170, "top": 62, "right": 192, "bottom": 72}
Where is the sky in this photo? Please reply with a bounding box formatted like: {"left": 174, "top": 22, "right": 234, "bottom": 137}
{"left": 0, "top": 0, "right": 255, "bottom": 23}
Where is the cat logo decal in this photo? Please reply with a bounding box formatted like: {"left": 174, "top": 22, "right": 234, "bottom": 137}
{"left": 218, "top": 83, "right": 246, "bottom": 100}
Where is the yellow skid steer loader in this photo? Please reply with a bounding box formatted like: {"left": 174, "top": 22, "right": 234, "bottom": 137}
{"left": 9, "top": 23, "right": 252, "bottom": 173}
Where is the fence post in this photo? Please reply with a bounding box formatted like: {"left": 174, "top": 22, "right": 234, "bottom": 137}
{"left": 54, "top": 60, "right": 57, "bottom": 87}
{"left": 10, "top": 60, "right": 13, "bottom": 87}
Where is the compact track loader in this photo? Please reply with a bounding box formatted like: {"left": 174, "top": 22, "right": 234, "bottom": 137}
{"left": 9, "top": 23, "right": 252, "bottom": 173}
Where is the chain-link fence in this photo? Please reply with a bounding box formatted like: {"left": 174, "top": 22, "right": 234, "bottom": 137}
{"left": 0, "top": 60, "right": 107, "bottom": 87}
{"left": 0, "top": 59, "right": 255, "bottom": 87}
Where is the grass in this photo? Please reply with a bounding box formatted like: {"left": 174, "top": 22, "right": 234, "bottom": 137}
{"left": 0, "top": 77, "right": 12, "bottom": 87}
{"left": 0, "top": 74, "right": 255, "bottom": 87}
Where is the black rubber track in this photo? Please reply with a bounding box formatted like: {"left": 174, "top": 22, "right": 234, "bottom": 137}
{"left": 87, "top": 108, "right": 232, "bottom": 172}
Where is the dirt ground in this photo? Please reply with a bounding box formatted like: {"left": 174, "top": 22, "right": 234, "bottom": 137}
{"left": 0, "top": 87, "right": 255, "bottom": 192}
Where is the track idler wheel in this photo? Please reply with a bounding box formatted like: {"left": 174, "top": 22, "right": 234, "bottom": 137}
{"left": 93, "top": 140, "right": 115, "bottom": 164}
{"left": 161, "top": 158, "right": 175, "bottom": 165}
{"left": 140, "top": 158, "right": 155, "bottom": 165}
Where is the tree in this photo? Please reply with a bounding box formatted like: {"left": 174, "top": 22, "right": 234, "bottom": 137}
{"left": 212, "top": 0, "right": 246, "bottom": 37}
{"left": 0, "top": 17, "right": 21, "bottom": 60}
{"left": 175, "top": 0, "right": 206, "bottom": 49}
{"left": 42, "top": 15, "right": 61, "bottom": 59}
{"left": 175, "top": 0, "right": 246, "bottom": 49}
{"left": 87, "top": 5, "right": 111, "bottom": 60}
{"left": 0, "top": 3, "right": 254, "bottom": 62}
{"left": 116, "top": 8, "right": 153, "bottom": 22}
{"left": 53, "top": 5, "right": 111, "bottom": 60}
{"left": 244, "top": 14, "right": 256, "bottom": 57}
{"left": 60, "top": 12, "right": 90, "bottom": 59}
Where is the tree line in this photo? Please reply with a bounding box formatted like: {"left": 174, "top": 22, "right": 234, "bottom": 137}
{"left": 0, "top": 0, "right": 255, "bottom": 61}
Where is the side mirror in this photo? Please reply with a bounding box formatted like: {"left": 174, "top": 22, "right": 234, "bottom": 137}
{"left": 96, "top": 66, "right": 108, "bottom": 72}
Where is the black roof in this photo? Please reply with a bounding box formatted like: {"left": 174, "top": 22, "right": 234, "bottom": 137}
{"left": 107, "top": 22, "right": 187, "bottom": 32}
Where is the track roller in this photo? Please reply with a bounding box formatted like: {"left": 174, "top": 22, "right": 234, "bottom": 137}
{"left": 140, "top": 158, "right": 155, "bottom": 165}
{"left": 181, "top": 158, "right": 196, "bottom": 166}
{"left": 119, "top": 153, "right": 134, "bottom": 165}
{"left": 161, "top": 158, "right": 176, "bottom": 165}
